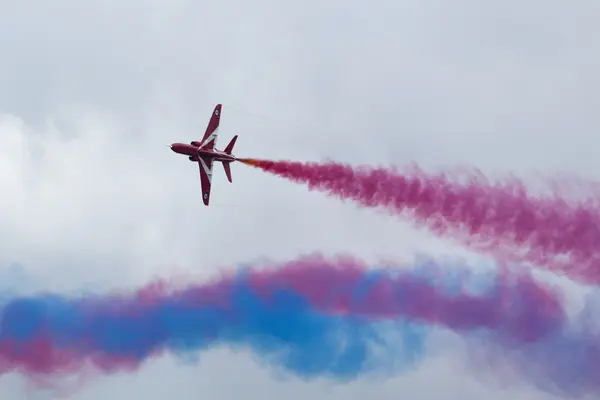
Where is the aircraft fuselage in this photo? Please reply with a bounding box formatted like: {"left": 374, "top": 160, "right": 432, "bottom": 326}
{"left": 170, "top": 143, "right": 236, "bottom": 162}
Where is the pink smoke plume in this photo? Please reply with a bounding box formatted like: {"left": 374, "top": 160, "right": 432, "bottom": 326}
{"left": 240, "top": 158, "right": 600, "bottom": 284}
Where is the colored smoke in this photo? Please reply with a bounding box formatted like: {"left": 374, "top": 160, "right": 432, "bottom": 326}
{"left": 2, "top": 255, "right": 598, "bottom": 397}
{"left": 240, "top": 158, "right": 600, "bottom": 285}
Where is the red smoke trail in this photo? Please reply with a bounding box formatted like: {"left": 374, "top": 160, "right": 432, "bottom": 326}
{"left": 245, "top": 254, "right": 564, "bottom": 343}
{"left": 0, "top": 254, "right": 593, "bottom": 396}
{"left": 239, "top": 158, "right": 600, "bottom": 284}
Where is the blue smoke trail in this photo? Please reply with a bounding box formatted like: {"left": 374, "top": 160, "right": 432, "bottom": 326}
{"left": 0, "top": 268, "right": 426, "bottom": 380}
{"left": 0, "top": 254, "right": 596, "bottom": 399}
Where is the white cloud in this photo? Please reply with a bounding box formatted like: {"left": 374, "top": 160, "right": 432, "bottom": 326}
{"left": 0, "top": 0, "right": 599, "bottom": 398}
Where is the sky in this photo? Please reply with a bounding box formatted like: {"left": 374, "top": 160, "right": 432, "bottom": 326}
{"left": 0, "top": 0, "right": 599, "bottom": 398}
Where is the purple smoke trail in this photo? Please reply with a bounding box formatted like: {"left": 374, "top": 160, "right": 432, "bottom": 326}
{"left": 0, "top": 255, "right": 596, "bottom": 397}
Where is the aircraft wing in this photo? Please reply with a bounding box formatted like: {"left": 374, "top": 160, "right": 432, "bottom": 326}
{"left": 198, "top": 156, "right": 214, "bottom": 206}
{"left": 198, "top": 104, "right": 221, "bottom": 150}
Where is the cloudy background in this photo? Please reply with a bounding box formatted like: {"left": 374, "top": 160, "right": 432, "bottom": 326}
{"left": 1, "top": 0, "right": 598, "bottom": 398}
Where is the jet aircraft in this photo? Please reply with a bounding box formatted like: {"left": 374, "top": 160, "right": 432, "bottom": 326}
{"left": 169, "top": 104, "right": 238, "bottom": 206}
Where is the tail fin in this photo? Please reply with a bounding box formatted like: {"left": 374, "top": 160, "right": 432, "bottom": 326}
{"left": 222, "top": 161, "right": 233, "bottom": 183}
{"left": 224, "top": 135, "right": 237, "bottom": 155}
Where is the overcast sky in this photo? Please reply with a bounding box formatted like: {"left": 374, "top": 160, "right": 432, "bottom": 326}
{"left": 1, "top": 0, "right": 599, "bottom": 399}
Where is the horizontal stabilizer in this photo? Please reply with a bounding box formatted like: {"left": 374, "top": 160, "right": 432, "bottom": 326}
{"left": 223, "top": 161, "right": 233, "bottom": 183}
{"left": 224, "top": 135, "right": 237, "bottom": 155}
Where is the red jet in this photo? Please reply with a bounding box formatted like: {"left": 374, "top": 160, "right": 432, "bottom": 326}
{"left": 169, "top": 104, "right": 238, "bottom": 206}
